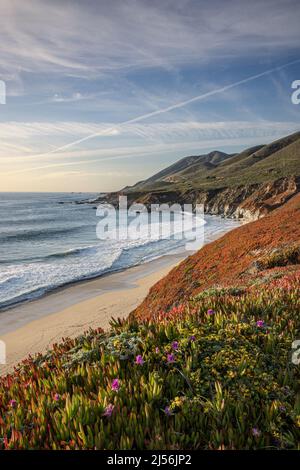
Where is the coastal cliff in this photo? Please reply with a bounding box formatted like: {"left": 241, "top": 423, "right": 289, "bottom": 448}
{"left": 101, "top": 175, "right": 299, "bottom": 222}
{"left": 192, "top": 174, "right": 300, "bottom": 220}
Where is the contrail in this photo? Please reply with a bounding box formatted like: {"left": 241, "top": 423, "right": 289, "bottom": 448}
{"left": 35, "top": 58, "right": 300, "bottom": 155}
{"left": 5, "top": 58, "right": 300, "bottom": 175}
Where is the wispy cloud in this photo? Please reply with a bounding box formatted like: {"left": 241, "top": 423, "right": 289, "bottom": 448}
{"left": 3, "top": 58, "right": 297, "bottom": 160}
{"left": 0, "top": 0, "right": 299, "bottom": 192}
{"left": 1, "top": 120, "right": 299, "bottom": 177}
{"left": 0, "top": 119, "right": 298, "bottom": 150}
{"left": 1, "top": 0, "right": 299, "bottom": 86}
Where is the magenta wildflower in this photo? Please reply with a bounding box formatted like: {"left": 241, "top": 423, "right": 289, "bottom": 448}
{"left": 111, "top": 378, "right": 120, "bottom": 392}
{"left": 9, "top": 399, "right": 17, "bottom": 409}
{"left": 155, "top": 347, "right": 160, "bottom": 354}
{"left": 103, "top": 404, "right": 114, "bottom": 417}
{"left": 167, "top": 353, "right": 175, "bottom": 363}
{"left": 135, "top": 355, "right": 144, "bottom": 365}
{"left": 189, "top": 335, "right": 196, "bottom": 342}
{"left": 256, "top": 320, "right": 265, "bottom": 328}
{"left": 252, "top": 427, "right": 261, "bottom": 437}
{"left": 207, "top": 309, "right": 215, "bottom": 315}
{"left": 172, "top": 341, "right": 179, "bottom": 350}
{"left": 54, "top": 393, "right": 60, "bottom": 402}
{"left": 164, "top": 406, "right": 173, "bottom": 416}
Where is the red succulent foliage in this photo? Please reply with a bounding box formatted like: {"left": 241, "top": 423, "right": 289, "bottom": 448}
{"left": 133, "top": 194, "right": 300, "bottom": 320}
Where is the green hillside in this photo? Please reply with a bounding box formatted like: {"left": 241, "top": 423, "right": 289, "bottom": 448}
{"left": 126, "top": 131, "right": 300, "bottom": 195}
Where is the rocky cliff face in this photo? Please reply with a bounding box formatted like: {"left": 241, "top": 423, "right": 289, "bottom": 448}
{"left": 193, "top": 175, "right": 300, "bottom": 221}
{"left": 234, "top": 176, "right": 300, "bottom": 220}
{"left": 98, "top": 175, "right": 300, "bottom": 222}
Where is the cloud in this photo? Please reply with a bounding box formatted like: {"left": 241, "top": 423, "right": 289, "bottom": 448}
{"left": 51, "top": 92, "right": 85, "bottom": 103}
{"left": 0, "top": 118, "right": 298, "bottom": 140}
{"left": 1, "top": 0, "right": 298, "bottom": 192}
{"left": 37, "top": 169, "right": 133, "bottom": 180}
{"left": 0, "top": 0, "right": 299, "bottom": 84}
{"left": 1, "top": 119, "right": 299, "bottom": 178}
{"left": 0, "top": 57, "right": 295, "bottom": 163}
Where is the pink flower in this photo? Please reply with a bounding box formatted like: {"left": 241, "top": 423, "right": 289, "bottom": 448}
{"left": 207, "top": 309, "right": 215, "bottom": 315}
{"left": 167, "top": 353, "right": 175, "bottom": 363}
{"left": 111, "top": 379, "right": 120, "bottom": 392}
{"left": 252, "top": 427, "right": 261, "bottom": 437}
{"left": 189, "top": 335, "right": 196, "bottom": 342}
{"left": 164, "top": 406, "right": 173, "bottom": 416}
{"left": 135, "top": 355, "right": 144, "bottom": 365}
{"left": 9, "top": 399, "right": 17, "bottom": 409}
{"left": 256, "top": 320, "right": 265, "bottom": 328}
{"left": 103, "top": 404, "right": 114, "bottom": 417}
{"left": 54, "top": 393, "right": 60, "bottom": 402}
{"left": 172, "top": 341, "right": 179, "bottom": 350}
{"left": 155, "top": 347, "right": 160, "bottom": 354}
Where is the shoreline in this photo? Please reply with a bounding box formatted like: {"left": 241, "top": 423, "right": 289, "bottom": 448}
{"left": 0, "top": 252, "right": 188, "bottom": 375}
{"left": 0, "top": 215, "right": 240, "bottom": 315}
{"left": 0, "top": 252, "right": 186, "bottom": 315}
{"left": 0, "top": 221, "right": 240, "bottom": 376}
{"left": 0, "top": 251, "right": 189, "bottom": 337}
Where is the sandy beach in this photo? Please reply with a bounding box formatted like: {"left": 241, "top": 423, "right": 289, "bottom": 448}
{"left": 0, "top": 252, "right": 188, "bottom": 376}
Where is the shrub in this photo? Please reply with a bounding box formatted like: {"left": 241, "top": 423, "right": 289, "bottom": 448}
{"left": 256, "top": 244, "right": 300, "bottom": 271}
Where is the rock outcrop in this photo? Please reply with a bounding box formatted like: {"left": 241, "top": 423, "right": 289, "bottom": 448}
{"left": 97, "top": 175, "right": 300, "bottom": 222}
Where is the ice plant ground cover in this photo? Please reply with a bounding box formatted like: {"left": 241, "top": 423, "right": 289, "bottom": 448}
{"left": 133, "top": 194, "right": 300, "bottom": 320}
{"left": 0, "top": 275, "right": 299, "bottom": 450}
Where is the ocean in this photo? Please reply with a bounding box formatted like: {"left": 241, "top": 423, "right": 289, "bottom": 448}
{"left": 0, "top": 192, "right": 240, "bottom": 310}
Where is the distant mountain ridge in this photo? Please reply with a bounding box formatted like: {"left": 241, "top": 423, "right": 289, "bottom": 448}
{"left": 96, "top": 130, "right": 300, "bottom": 220}
{"left": 131, "top": 150, "right": 234, "bottom": 189}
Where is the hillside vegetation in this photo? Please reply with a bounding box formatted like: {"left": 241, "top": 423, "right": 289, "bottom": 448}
{"left": 1, "top": 195, "right": 300, "bottom": 450}
{"left": 134, "top": 193, "right": 300, "bottom": 319}
{"left": 99, "top": 131, "right": 300, "bottom": 220}
{"left": 128, "top": 131, "right": 300, "bottom": 192}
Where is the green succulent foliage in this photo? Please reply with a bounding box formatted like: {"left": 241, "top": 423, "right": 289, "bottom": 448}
{"left": 193, "top": 286, "right": 246, "bottom": 301}
{"left": 0, "top": 283, "right": 299, "bottom": 450}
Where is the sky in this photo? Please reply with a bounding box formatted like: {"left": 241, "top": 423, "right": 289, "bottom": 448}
{"left": 0, "top": 0, "right": 299, "bottom": 192}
